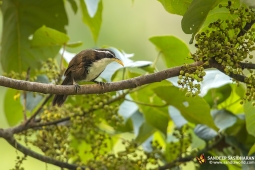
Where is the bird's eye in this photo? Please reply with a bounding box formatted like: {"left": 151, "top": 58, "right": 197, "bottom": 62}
{"left": 107, "top": 53, "right": 113, "bottom": 58}
{"left": 106, "top": 51, "right": 115, "bottom": 58}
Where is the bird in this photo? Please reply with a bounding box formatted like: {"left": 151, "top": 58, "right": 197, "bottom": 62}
{"left": 52, "top": 49, "right": 124, "bottom": 106}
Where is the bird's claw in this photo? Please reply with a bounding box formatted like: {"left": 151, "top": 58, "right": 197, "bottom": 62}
{"left": 74, "top": 83, "right": 81, "bottom": 93}
{"left": 94, "top": 81, "right": 105, "bottom": 89}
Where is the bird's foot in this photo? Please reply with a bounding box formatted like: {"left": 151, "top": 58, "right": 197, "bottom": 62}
{"left": 74, "top": 83, "right": 81, "bottom": 93}
{"left": 94, "top": 81, "right": 105, "bottom": 89}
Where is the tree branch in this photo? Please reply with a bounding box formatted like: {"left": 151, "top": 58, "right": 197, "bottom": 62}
{"left": 0, "top": 62, "right": 204, "bottom": 95}
{"left": 209, "top": 59, "right": 246, "bottom": 82}
{"left": 1, "top": 60, "right": 251, "bottom": 95}
{"left": 0, "top": 129, "right": 88, "bottom": 170}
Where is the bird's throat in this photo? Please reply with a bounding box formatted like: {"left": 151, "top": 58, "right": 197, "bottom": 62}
{"left": 84, "top": 58, "right": 114, "bottom": 81}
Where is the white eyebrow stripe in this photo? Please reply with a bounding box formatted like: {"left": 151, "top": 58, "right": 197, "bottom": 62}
{"left": 93, "top": 49, "right": 112, "bottom": 55}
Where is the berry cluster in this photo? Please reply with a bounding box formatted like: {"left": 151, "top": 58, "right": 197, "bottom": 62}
{"left": 27, "top": 93, "right": 125, "bottom": 167}
{"left": 179, "top": 2, "right": 255, "bottom": 99}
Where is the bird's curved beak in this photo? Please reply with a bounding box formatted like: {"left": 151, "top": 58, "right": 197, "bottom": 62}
{"left": 113, "top": 58, "right": 124, "bottom": 66}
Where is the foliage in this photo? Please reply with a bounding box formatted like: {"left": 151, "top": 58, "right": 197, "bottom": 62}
{"left": 1, "top": 0, "right": 255, "bottom": 170}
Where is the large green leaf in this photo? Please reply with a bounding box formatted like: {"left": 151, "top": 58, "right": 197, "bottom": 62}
{"left": 130, "top": 81, "right": 171, "bottom": 136}
{"left": 80, "top": 0, "right": 102, "bottom": 42}
{"left": 31, "top": 26, "right": 69, "bottom": 47}
{"left": 154, "top": 85, "right": 218, "bottom": 130}
{"left": 200, "top": 0, "right": 241, "bottom": 32}
{"left": 203, "top": 84, "right": 232, "bottom": 108}
{"left": 1, "top": 0, "right": 68, "bottom": 73}
{"left": 135, "top": 122, "right": 156, "bottom": 144}
{"left": 149, "top": 36, "right": 192, "bottom": 68}
{"left": 66, "top": 41, "right": 84, "bottom": 48}
{"left": 211, "top": 110, "right": 246, "bottom": 138}
{"left": 248, "top": 143, "right": 255, "bottom": 156}
{"left": 4, "top": 89, "right": 23, "bottom": 126}
{"left": 158, "top": 0, "right": 192, "bottom": 16}
{"left": 181, "top": 0, "right": 240, "bottom": 43}
{"left": 67, "top": 0, "right": 78, "bottom": 14}
{"left": 181, "top": 0, "right": 220, "bottom": 34}
{"left": 244, "top": 102, "right": 255, "bottom": 137}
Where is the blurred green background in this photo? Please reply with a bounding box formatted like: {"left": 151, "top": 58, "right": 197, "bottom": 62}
{"left": 0, "top": 0, "right": 192, "bottom": 169}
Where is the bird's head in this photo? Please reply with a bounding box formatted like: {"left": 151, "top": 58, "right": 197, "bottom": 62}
{"left": 93, "top": 49, "right": 124, "bottom": 67}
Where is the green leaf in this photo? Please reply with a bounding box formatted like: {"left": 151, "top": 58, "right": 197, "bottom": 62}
{"left": 80, "top": 0, "right": 102, "bottom": 42}
{"left": 130, "top": 81, "right": 170, "bottom": 136}
{"left": 1, "top": 0, "right": 68, "bottom": 73}
{"left": 149, "top": 36, "right": 192, "bottom": 68}
{"left": 181, "top": 0, "right": 220, "bottom": 34}
{"left": 200, "top": 0, "right": 241, "bottom": 32}
{"left": 4, "top": 89, "right": 23, "bottom": 126}
{"left": 244, "top": 102, "right": 255, "bottom": 137}
{"left": 135, "top": 122, "right": 156, "bottom": 144}
{"left": 158, "top": 0, "right": 192, "bottom": 16}
{"left": 203, "top": 84, "right": 232, "bottom": 107}
{"left": 115, "top": 118, "right": 133, "bottom": 132}
{"left": 31, "top": 26, "right": 69, "bottom": 47}
{"left": 216, "top": 84, "right": 243, "bottom": 114}
{"left": 67, "top": 0, "right": 78, "bottom": 14}
{"left": 154, "top": 85, "right": 218, "bottom": 130}
{"left": 235, "top": 83, "right": 246, "bottom": 98}
{"left": 248, "top": 143, "right": 255, "bottom": 156}
{"left": 66, "top": 41, "right": 83, "bottom": 48}
{"left": 212, "top": 109, "right": 238, "bottom": 131}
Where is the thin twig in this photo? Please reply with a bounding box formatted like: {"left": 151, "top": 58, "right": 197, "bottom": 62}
{"left": 239, "top": 62, "right": 255, "bottom": 70}
{"left": 22, "top": 68, "right": 31, "bottom": 121}
{"left": 60, "top": 45, "right": 66, "bottom": 72}
{"left": 30, "top": 90, "right": 131, "bottom": 129}
{"left": 151, "top": 51, "right": 161, "bottom": 68}
{"left": 24, "top": 94, "right": 53, "bottom": 126}
{"left": 238, "top": 20, "right": 255, "bottom": 37}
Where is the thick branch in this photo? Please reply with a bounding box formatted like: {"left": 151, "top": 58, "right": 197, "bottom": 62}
{"left": 0, "top": 62, "right": 203, "bottom": 95}
{"left": 1, "top": 60, "right": 251, "bottom": 95}
{"left": 209, "top": 59, "right": 246, "bottom": 82}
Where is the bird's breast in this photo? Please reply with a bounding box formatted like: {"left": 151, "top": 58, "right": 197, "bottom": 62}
{"left": 84, "top": 58, "right": 113, "bottom": 81}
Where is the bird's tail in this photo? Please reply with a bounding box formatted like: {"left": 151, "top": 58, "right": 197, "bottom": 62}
{"left": 52, "top": 75, "right": 73, "bottom": 107}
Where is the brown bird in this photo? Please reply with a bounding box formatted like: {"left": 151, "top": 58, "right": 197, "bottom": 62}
{"left": 52, "top": 49, "right": 124, "bottom": 106}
